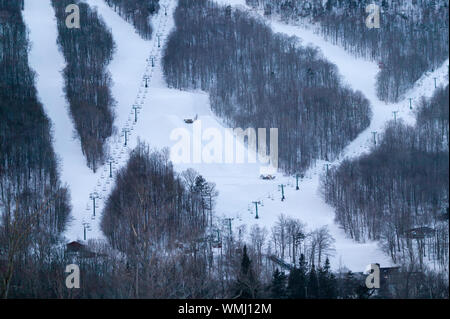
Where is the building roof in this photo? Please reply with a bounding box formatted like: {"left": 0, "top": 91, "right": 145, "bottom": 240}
{"left": 66, "top": 241, "right": 85, "bottom": 252}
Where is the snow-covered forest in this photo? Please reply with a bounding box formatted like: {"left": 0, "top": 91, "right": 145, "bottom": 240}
{"left": 163, "top": 0, "right": 371, "bottom": 173}
{"left": 0, "top": 0, "right": 71, "bottom": 298}
{"left": 323, "top": 85, "right": 449, "bottom": 271}
{"left": 246, "top": 0, "right": 449, "bottom": 102}
{"left": 0, "top": 0, "right": 448, "bottom": 299}
{"left": 52, "top": 0, "right": 116, "bottom": 171}
{"left": 104, "top": 0, "right": 160, "bottom": 39}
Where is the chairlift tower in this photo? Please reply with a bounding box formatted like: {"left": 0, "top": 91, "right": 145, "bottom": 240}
{"left": 132, "top": 104, "right": 142, "bottom": 123}
{"left": 156, "top": 33, "right": 163, "bottom": 48}
{"left": 393, "top": 111, "right": 399, "bottom": 123}
{"left": 162, "top": 4, "right": 169, "bottom": 16}
{"left": 108, "top": 157, "right": 114, "bottom": 178}
{"left": 122, "top": 127, "right": 130, "bottom": 146}
{"left": 143, "top": 75, "right": 150, "bottom": 88}
{"left": 82, "top": 221, "right": 91, "bottom": 241}
{"left": 89, "top": 192, "right": 100, "bottom": 217}
{"left": 278, "top": 184, "right": 286, "bottom": 201}
{"left": 149, "top": 55, "right": 156, "bottom": 68}
{"left": 252, "top": 201, "right": 261, "bottom": 219}
{"left": 371, "top": 131, "right": 377, "bottom": 146}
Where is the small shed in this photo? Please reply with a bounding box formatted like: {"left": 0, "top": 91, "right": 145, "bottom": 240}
{"left": 66, "top": 241, "right": 97, "bottom": 258}
{"left": 66, "top": 241, "right": 85, "bottom": 253}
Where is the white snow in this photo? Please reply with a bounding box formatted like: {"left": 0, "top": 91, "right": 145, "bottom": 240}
{"left": 213, "top": 0, "right": 449, "bottom": 270}
{"left": 23, "top": 0, "right": 449, "bottom": 271}
{"left": 23, "top": 0, "right": 99, "bottom": 242}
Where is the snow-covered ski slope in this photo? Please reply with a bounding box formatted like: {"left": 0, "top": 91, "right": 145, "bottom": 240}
{"left": 23, "top": 0, "right": 449, "bottom": 271}
{"left": 213, "top": 0, "right": 449, "bottom": 266}
{"left": 23, "top": 0, "right": 98, "bottom": 239}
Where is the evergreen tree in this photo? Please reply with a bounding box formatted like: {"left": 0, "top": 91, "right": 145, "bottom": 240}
{"left": 287, "top": 254, "right": 307, "bottom": 298}
{"left": 194, "top": 175, "right": 207, "bottom": 192}
{"left": 241, "top": 245, "right": 251, "bottom": 275}
{"left": 355, "top": 283, "right": 373, "bottom": 299}
{"left": 318, "top": 257, "right": 337, "bottom": 298}
{"left": 341, "top": 270, "right": 358, "bottom": 299}
{"left": 270, "top": 268, "right": 287, "bottom": 298}
{"left": 306, "top": 264, "right": 319, "bottom": 299}
{"left": 234, "top": 245, "right": 259, "bottom": 298}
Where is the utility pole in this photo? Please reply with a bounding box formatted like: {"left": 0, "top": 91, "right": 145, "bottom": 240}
{"left": 122, "top": 128, "right": 130, "bottom": 146}
{"left": 393, "top": 111, "right": 398, "bottom": 123}
{"left": 409, "top": 98, "right": 413, "bottom": 110}
{"left": 252, "top": 201, "right": 261, "bottom": 219}
{"left": 132, "top": 104, "right": 142, "bottom": 123}
{"left": 89, "top": 192, "right": 100, "bottom": 217}
{"left": 371, "top": 131, "right": 377, "bottom": 146}
{"left": 278, "top": 184, "right": 285, "bottom": 201}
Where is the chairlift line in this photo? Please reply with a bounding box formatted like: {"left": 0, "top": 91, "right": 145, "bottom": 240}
{"left": 77, "top": 0, "right": 174, "bottom": 239}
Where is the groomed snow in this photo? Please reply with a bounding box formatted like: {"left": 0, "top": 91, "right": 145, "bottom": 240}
{"left": 23, "top": 0, "right": 449, "bottom": 271}
{"left": 23, "top": 0, "right": 99, "bottom": 241}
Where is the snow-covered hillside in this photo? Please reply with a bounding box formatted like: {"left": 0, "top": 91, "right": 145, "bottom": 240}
{"left": 23, "top": 0, "right": 97, "bottom": 240}
{"left": 23, "top": 0, "right": 448, "bottom": 271}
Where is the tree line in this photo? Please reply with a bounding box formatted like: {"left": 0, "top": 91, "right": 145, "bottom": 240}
{"left": 246, "top": 0, "right": 449, "bottom": 102}
{"left": 322, "top": 85, "right": 449, "bottom": 273}
{"left": 104, "top": 0, "right": 160, "bottom": 40}
{"left": 0, "top": 0, "right": 71, "bottom": 298}
{"left": 2, "top": 133, "right": 446, "bottom": 297}
{"left": 2, "top": 0, "right": 447, "bottom": 299}
{"left": 163, "top": 0, "right": 372, "bottom": 174}
{"left": 51, "top": 0, "right": 116, "bottom": 172}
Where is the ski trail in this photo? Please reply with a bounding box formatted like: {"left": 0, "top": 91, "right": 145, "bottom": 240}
{"left": 225, "top": 1, "right": 449, "bottom": 161}
{"left": 23, "top": 0, "right": 172, "bottom": 241}
{"left": 87, "top": 0, "right": 281, "bottom": 243}
{"left": 23, "top": 0, "right": 99, "bottom": 241}
{"left": 261, "top": 15, "right": 449, "bottom": 162}
{"left": 89, "top": 0, "right": 393, "bottom": 270}
{"left": 24, "top": 0, "right": 448, "bottom": 271}
{"left": 71, "top": 0, "right": 175, "bottom": 239}
{"left": 214, "top": 0, "right": 449, "bottom": 270}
